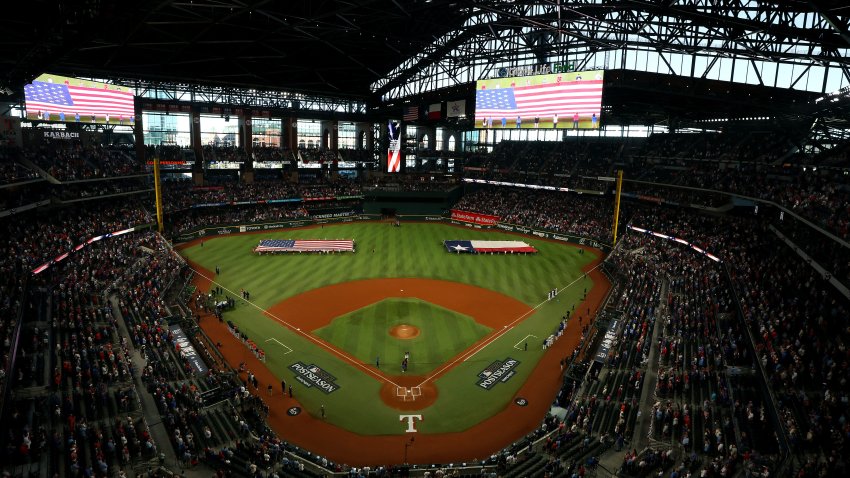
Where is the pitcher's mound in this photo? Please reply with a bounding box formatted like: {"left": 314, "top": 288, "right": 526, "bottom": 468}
{"left": 389, "top": 324, "right": 420, "bottom": 339}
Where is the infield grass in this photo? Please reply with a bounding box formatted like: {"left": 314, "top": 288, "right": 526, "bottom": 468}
{"left": 314, "top": 298, "right": 492, "bottom": 375}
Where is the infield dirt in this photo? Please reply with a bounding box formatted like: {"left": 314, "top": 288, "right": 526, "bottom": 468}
{"left": 186, "top": 254, "right": 609, "bottom": 466}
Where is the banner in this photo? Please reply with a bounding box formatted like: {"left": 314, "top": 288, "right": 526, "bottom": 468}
{"left": 170, "top": 325, "right": 208, "bottom": 374}
{"left": 450, "top": 209, "right": 500, "bottom": 226}
{"left": 428, "top": 103, "right": 441, "bottom": 120}
{"left": 387, "top": 121, "right": 401, "bottom": 173}
{"left": 594, "top": 318, "right": 620, "bottom": 363}
{"left": 447, "top": 100, "right": 466, "bottom": 118}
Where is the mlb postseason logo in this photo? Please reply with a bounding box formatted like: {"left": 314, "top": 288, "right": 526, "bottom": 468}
{"left": 476, "top": 358, "right": 520, "bottom": 390}
{"left": 289, "top": 362, "right": 341, "bottom": 394}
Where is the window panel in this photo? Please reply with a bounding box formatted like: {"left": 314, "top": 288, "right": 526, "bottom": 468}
{"left": 200, "top": 115, "right": 239, "bottom": 147}
{"left": 251, "top": 117, "right": 281, "bottom": 148}
{"left": 142, "top": 112, "right": 191, "bottom": 147}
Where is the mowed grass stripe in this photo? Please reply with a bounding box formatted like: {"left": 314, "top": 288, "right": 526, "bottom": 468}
{"left": 182, "top": 223, "right": 597, "bottom": 306}
{"left": 313, "top": 298, "right": 492, "bottom": 374}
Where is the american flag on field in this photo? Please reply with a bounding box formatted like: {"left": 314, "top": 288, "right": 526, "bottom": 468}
{"left": 25, "top": 80, "right": 135, "bottom": 117}
{"left": 474, "top": 79, "right": 602, "bottom": 122}
{"left": 402, "top": 105, "right": 419, "bottom": 121}
{"left": 254, "top": 239, "right": 355, "bottom": 253}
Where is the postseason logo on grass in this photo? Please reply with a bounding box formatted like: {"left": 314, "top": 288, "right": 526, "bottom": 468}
{"left": 289, "top": 362, "right": 341, "bottom": 394}
{"left": 476, "top": 358, "right": 520, "bottom": 390}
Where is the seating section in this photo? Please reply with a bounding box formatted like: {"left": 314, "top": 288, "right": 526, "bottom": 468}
{"left": 1, "top": 133, "right": 849, "bottom": 477}
{"left": 24, "top": 144, "right": 144, "bottom": 181}
{"left": 454, "top": 186, "right": 615, "bottom": 243}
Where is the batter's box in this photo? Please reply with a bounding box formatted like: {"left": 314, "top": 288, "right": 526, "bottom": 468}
{"left": 395, "top": 386, "right": 422, "bottom": 401}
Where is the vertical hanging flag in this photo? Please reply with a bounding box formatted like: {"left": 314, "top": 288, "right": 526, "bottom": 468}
{"left": 387, "top": 121, "right": 401, "bottom": 173}
{"left": 428, "top": 103, "right": 442, "bottom": 120}
{"left": 446, "top": 100, "right": 466, "bottom": 117}
{"left": 402, "top": 106, "right": 419, "bottom": 121}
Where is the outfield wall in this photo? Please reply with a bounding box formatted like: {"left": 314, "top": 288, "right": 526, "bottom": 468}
{"left": 174, "top": 213, "right": 611, "bottom": 253}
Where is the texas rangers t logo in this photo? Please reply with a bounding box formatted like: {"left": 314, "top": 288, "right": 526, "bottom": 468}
{"left": 399, "top": 414, "right": 423, "bottom": 433}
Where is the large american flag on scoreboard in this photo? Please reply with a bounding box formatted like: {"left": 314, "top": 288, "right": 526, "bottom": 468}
{"left": 24, "top": 80, "right": 135, "bottom": 117}
{"left": 254, "top": 239, "right": 355, "bottom": 253}
{"left": 474, "top": 79, "right": 602, "bottom": 120}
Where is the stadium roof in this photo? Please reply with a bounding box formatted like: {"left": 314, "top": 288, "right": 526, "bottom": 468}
{"left": 1, "top": 0, "right": 848, "bottom": 117}
{"left": 0, "top": 0, "right": 471, "bottom": 98}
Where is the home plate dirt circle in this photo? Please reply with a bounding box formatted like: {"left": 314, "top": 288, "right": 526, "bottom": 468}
{"left": 389, "top": 324, "right": 420, "bottom": 339}
{"left": 379, "top": 376, "right": 438, "bottom": 410}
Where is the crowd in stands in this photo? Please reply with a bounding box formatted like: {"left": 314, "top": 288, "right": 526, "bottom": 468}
{"left": 463, "top": 140, "right": 623, "bottom": 191}
{"left": 628, "top": 162, "right": 850, "bottom": 239}
{"left": 166, "top": 204, "right": 311, "bottom": 236}
{"left": 251, "top": 146, "right": 294, "bottom": 165}
{"left": 298, "top": 148, "right": 338, "bottom": 165}
{"left": 2, "top": 231, "right": 170, "bottom": 476}
{"left": 298, "top": 177, "right": 362, "bottom": 199}
{"left": 2, "top": 129, "right": 850, "bottom": 476}
{"left": 24, "top": 144, "right": 145, "bottom": 181}
{"left": 203, "top": 146, "right": 249, "bottom": 164}
{"left": 145, "top": 145, "right": 195, "bottom": 164}
{"left": 337, "top": 148, "right": 372, "bottom": 164}
{"left": 162, "top": 181, "right": 299, "bottom": 211}
{"left": 454, "top": 186, "right": 614, "bottom": 243}
{"left": 53, "top": 178, "right": 152, "bottom": 202}
{"left": 0, "top": 202, "right": 151, "bottom": 272}
{"left": 615, "top": 228, "right": 780, "bottom": 477}
{"left": 161, "top": 178, "right": 362, "bottom": 212}
{"left": 461, "top": 132, "right": 850, "bottom": 241}
{"left": 624, "top": 206, "right": 849, "bottom": 476}
{"left": 0, "top": 146, "right": 42, "bottom": 184}
{"left": 363, "top": 174, "right": 459, "bottom": 192}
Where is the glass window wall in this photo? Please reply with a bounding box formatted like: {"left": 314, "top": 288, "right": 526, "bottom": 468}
{"left": 200, "top": 115, "right": 239, "bottom": 147}
{"left": 142, "top": 112, "right": 191, "bottom": 146}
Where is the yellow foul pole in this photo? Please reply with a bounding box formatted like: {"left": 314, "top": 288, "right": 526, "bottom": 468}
{"left": 154, "top": 156, "right": 164, "bottom": 233}
{"left": 612, "top": 169, "right": 623, "bottom": 245}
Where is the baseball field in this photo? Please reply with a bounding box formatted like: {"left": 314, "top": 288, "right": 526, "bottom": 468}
{"left": 177, "top": 221, "right": 608, "bottom": 464}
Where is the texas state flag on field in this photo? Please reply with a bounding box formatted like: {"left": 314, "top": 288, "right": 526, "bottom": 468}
{"left": 444, "top": 240, "right": 538, "bottom": 254}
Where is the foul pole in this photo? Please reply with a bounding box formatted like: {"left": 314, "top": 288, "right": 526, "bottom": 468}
{"left": 153, "top": 156, "right": 164, "bottom": 233}
{"left": 612, "top": 169, "right": 623, "bottom": 245}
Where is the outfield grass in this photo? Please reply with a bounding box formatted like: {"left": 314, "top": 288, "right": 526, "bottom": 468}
{"left": 180, "top": 222, "right": 599, "bottom": 434}
{"left": 314, "top": 298, "right": 492, "bottom": 375}
{"left": 181, "top": 223, "right": 591, "bottom": 308}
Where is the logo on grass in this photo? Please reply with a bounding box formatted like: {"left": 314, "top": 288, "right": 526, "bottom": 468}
{"left": 289, "top": 362, "right": 341, "bottom": 394}
{"left": 476, "top": 357, "right": 520, "bottom": 390}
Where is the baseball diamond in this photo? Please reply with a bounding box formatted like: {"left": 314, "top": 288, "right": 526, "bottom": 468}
{"left": 4, "top": 3, "right": 844, "bottom": 477}
{"left": 177, "top": 221, "right": 608, "bottom": 462}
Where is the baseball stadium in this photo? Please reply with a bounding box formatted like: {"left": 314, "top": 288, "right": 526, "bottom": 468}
{"left": 0, "top": 2, "right": 848, "bottom": 478}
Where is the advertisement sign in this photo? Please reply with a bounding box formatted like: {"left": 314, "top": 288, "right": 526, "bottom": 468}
{"left": 450, "top": 209, "right": 500, "bottom": 226}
